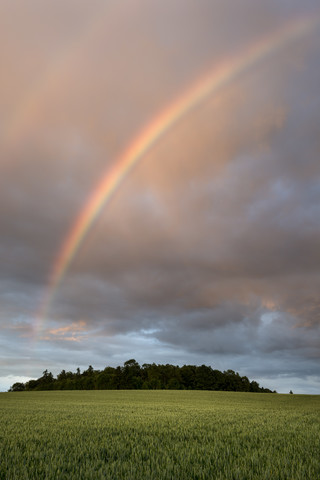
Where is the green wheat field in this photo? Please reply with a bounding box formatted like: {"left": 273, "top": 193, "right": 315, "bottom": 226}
{"left": 1, "top": 390, "right": 319, "bottom": 479}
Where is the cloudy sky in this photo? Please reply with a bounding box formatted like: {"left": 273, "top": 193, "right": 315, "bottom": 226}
{"left": 1, "top": 0, "right": 320, "bottom": 393}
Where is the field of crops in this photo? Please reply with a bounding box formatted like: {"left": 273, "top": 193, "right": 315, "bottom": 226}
{"left": 1, "top": 390, "right": 319, "bottom": 479}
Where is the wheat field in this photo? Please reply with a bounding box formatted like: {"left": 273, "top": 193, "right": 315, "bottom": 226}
{"left": 1, "top": 390, "right": 319, "bottom": 479}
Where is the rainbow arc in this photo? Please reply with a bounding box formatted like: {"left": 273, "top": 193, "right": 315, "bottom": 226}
{"left": 35, "top": 14, "right": 318, "bottom": 336}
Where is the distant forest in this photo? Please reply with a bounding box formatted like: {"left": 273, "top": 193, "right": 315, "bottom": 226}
{"left": 9, "top": 359, "right": 276, "bottom": 393}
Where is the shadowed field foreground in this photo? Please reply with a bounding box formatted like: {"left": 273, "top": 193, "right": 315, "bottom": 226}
{"left": 1, "top": 390, "right": 319, "bottom": 479}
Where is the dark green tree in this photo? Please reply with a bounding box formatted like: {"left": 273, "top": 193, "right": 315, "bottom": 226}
{"left": 9, "top": 382, "right": 25, "bottom": 392}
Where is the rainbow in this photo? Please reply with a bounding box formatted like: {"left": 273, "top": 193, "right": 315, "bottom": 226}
{"left": 35, "top": 14, "right": 318, "bottom": 333}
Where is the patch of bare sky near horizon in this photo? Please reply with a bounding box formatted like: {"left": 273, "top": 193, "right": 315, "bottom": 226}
{"left": 0, "top": 0, "right": 320, "bottom": 393}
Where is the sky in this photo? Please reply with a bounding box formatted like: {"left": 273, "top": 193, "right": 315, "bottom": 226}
{"left": 1, "top": 0, "right": 320, "bottom": 394}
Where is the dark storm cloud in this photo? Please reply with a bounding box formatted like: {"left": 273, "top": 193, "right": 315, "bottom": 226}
{"left": 1, "top": 0, "right": 320, "bottom": 392}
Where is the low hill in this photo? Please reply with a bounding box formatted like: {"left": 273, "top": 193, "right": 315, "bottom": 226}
{"left": 9, "top": 359, "right": 275, "bottom": 392}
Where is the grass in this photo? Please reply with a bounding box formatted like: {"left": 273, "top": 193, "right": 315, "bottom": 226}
{"left": 0, "top": 390, "right": 319, "bottom": 479}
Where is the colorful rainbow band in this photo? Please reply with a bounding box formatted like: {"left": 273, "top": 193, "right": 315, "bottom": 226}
{"left": 35, "top": 14, "right": 318, "bottom": 333}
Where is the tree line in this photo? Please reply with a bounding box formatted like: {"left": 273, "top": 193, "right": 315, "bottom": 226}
{"left": 9, "top": 359, "right": 275, "bottom": 392}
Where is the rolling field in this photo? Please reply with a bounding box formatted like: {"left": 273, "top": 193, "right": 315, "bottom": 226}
{"left": 1, "top": 390, "right": 319, "bottom": 479}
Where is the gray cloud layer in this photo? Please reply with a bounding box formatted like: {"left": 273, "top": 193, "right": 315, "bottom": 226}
{"left": 1, "top": 0, "right": 320, "bottom": 393}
